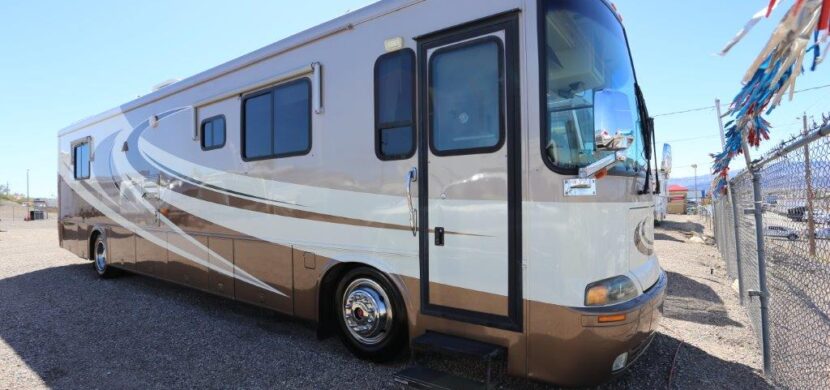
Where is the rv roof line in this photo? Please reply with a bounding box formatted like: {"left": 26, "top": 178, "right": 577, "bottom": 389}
{"left": 58, "top": 0, "right": 426, "bottom": 137}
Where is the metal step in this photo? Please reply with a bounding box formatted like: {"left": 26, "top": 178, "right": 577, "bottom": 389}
{"left": 394, "top": 366, "right": 486, "bottom": 390}
{"left": 412, "top": 331, "right": 506, "bottom": 361}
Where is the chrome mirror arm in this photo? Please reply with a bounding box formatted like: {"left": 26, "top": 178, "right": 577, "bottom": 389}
{"left": 579, "top": 152, "right": 626, "bottom": 179}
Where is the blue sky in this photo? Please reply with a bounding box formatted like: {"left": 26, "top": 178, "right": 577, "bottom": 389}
{"left": 0, "top": 0, "right": 827, "bottom": 198}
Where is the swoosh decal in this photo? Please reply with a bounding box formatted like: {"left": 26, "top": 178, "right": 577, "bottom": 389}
{"left": 61, "top": 133, "right": 289, "bottom": 298}
{"left": 634, "top": 219, "right": 654, "bottom": 256}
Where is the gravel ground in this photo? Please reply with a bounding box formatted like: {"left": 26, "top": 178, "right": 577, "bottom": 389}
{"left": 0, "top": 216, "right": 768, "bottom": 389}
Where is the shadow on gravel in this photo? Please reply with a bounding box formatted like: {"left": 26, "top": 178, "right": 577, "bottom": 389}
{"left": 664, "top": 272, "right": 744, "bottom": 328}
{"left": 653, "top": 334, "right": 770, "bottom": 390}
{"left": 659, "top": 219, "right": 705, "bottom": 234}
{"left": 419, "top": 332, "right": 769, "bottom": 389}
{"left": 0, "top": 264, "right": 767, "bottom": 389}
{"left": 655, "top": 233, "right": 684, "bottom": 243}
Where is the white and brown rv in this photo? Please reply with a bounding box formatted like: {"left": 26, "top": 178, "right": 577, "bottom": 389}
{"left": 57, "top": 0, "right": 666, "bottom": 386}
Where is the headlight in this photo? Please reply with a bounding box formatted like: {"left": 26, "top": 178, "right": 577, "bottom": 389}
{"left": 585, "top": 275, "right": 638, "bottom": 306}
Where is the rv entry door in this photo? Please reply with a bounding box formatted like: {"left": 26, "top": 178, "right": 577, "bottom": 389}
{"left": 416, "top": 12, "right": 521, "bottom": 331}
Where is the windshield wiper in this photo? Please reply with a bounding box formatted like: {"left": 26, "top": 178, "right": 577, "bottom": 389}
{"left": 635, "top": 84, "right": 654, "bottom": 195}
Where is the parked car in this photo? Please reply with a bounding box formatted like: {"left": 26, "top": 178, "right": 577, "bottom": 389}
{"left": 809, "top": 227, "right": 830, "bottom": 239}
{"left": 763, "top": 225, "right": 799, "bottom": 241}
{"left": 804, "top": 211, "right": 830, "bottom": 224}
{"left": 788, "top": 206, "right": 806, "bottom": 221}
{"left": 686, "top": 200, "right": 698, "bottom": 215}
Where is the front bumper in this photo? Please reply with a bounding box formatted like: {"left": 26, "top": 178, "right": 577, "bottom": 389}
{"left": 527, "top": 271, "right": 667, "bottom": 387}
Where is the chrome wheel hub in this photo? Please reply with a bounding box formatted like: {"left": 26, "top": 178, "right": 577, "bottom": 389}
{"left": 95, "top": 241, "right": 107, "bottom": 273}
{"left": 342, "top": 278, "right": 393, "bottom": 345}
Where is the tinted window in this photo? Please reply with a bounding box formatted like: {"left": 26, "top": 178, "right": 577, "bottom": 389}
{"left": 243, "top": 93, "right": 274, "bottom": 160}
{"left": 242, "top": 79, "right": 311, "bottom": 160}
{"left": 375, "top": 49, "right": 415, "bottom": 160}
{"left": 274, "top": 80, "right": 311, "bottom": 156}
{"left": 201, "top": 115, "right": 226, "bottom": 150}
{"left": 429, "top": 39, "right": 503, "bottom": 155}
{"left": 379, "top": 126, "right": 413, "bottom": 157}
{"left": 73, "top": 142, "right": 90, "bottom": 180}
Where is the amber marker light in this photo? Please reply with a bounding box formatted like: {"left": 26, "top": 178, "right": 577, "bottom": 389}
{"left": 597, "top": 314, "right": 626, "bottom": 323}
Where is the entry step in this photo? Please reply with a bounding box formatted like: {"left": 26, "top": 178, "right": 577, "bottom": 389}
{"left": 412, "top": 331, "right": 506, "bottom": 361}
{"left": 394, "top": 366, "right": 486, "bottom": 390}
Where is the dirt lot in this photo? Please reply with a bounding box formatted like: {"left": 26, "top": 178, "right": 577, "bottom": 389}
{"left": 0, "top": 216, "right": 768, "bottom": 389}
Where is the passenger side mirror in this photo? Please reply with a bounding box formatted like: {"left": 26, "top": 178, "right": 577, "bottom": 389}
{"left": 594, "top": 90, "right": 635, "bottom": 152}
{"left": 661, "top": 143, "right": 672, "bottom": 174}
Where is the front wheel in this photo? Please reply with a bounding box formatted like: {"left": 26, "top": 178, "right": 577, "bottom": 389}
{"left": 93, "top": 236, "right": 120, "bottom": 278}
{"left": 334, "top": 267, "right": 407, "bottom": 362}
{"left": 787, "top": 234, "right": 798, "bottom": 241}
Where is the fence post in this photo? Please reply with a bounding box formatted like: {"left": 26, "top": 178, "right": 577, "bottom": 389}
{"left": 749, "top": 168, "right": 772, "bottom": 375}
{"left": 729, "top": 183, "right": 745, "bottom": 305}
{"left": 803, "top": 126, "right": 817, "bottom": 256}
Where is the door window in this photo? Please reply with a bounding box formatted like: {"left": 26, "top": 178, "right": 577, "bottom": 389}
{"left": 429, "top": 38, "right": 504, "bottom": 155}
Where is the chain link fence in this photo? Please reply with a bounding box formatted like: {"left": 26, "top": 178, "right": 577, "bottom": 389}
{"left": 713, "top": 124, "right": 830, "bottom": 389}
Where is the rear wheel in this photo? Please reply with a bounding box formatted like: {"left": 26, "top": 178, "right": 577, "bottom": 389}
{"left": 93, "top": 236, "right": 120, "bottom": 278}
{"left": 334, "top": 267, "right": 407, "bottom": 362}
{"left": 788, "top": 233, "right": 798, "bottom": 241}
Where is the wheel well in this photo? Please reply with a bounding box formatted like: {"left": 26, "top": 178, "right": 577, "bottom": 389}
{"left": 317, "top": 262, "right": 361, "bottom": 339}
{"left": 88, "top": 229, "right": 102, "bottom": 261}
{"left": 316, "top": 262, "right": 408, "bottom": 340}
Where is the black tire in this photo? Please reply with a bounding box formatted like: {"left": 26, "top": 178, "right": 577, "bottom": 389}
{"left": 334, "top": 267, "right": 407, "bottom": 362}
{"left": 788, "top": 234, "right": 798, "bottom": 241}
{"left": 92, "top": 235, "right": 120, "bottom": 278}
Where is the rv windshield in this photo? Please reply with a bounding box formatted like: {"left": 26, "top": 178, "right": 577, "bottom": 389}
{"left": 540, "top": 0, "right": 645, "bottom": 172}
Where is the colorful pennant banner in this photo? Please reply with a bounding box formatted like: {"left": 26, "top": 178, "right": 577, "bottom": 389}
{"left": 711, "top": 0, "right": 830, "bottom": 195}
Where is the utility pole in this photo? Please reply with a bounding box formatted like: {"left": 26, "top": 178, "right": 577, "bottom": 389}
{"left": 804, "top": 113, "right": 817, "bottom": 256}
{"left": 691, "top": 164, "right": 698, "bottom": 201}
{"left": 716, "top": 99, "right": 726, "bottom": 149}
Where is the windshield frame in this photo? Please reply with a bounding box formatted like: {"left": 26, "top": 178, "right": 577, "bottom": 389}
{"left": 536, "top": 0, "right": 647, "bottom": 177}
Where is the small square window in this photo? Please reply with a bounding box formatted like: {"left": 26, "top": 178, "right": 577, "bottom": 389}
{"left": 201, "top": 115, "right": 226, "bottom": 151}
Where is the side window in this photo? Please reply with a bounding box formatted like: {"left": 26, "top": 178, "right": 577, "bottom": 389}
{"left": 201, "top": 115, "right": 226, "bottom": 151}
{"left": 429, "top": 38, "right": 504, "bottom": 155}
{"left": 242, "top": 78, "right": 311, "bottom": 160}
{"left": 375, "top": 49, "right": 416, "bottom": 160}
{"left": 274, "top": 80, "right": 312, "bottom": 157}
{"left": 73, "top": 142, "right": 91, "bottom": 180}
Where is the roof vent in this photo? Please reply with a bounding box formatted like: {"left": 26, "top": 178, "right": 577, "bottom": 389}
{"left": 152, "top": 79, "right": 180, "bottom": 92}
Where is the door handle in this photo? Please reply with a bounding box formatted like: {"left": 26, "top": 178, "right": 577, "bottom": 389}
{"left": 405, "top": 167, "right": 418, "bottom": 237}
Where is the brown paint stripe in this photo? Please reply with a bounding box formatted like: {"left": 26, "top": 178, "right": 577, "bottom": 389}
{"left": 161, "top": 172, "right": 487, "bottom": 237}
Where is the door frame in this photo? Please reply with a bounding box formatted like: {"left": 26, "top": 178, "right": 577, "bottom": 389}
{"left": 415, "top": 10, "right": 523, "bottom": 332}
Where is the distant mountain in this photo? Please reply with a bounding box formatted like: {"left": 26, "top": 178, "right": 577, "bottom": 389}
{"left": 669, "top": 175, "right": 716, "bottom": 193}
{"left": 667, "top": 160, "right": 830, "bottom": 195}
